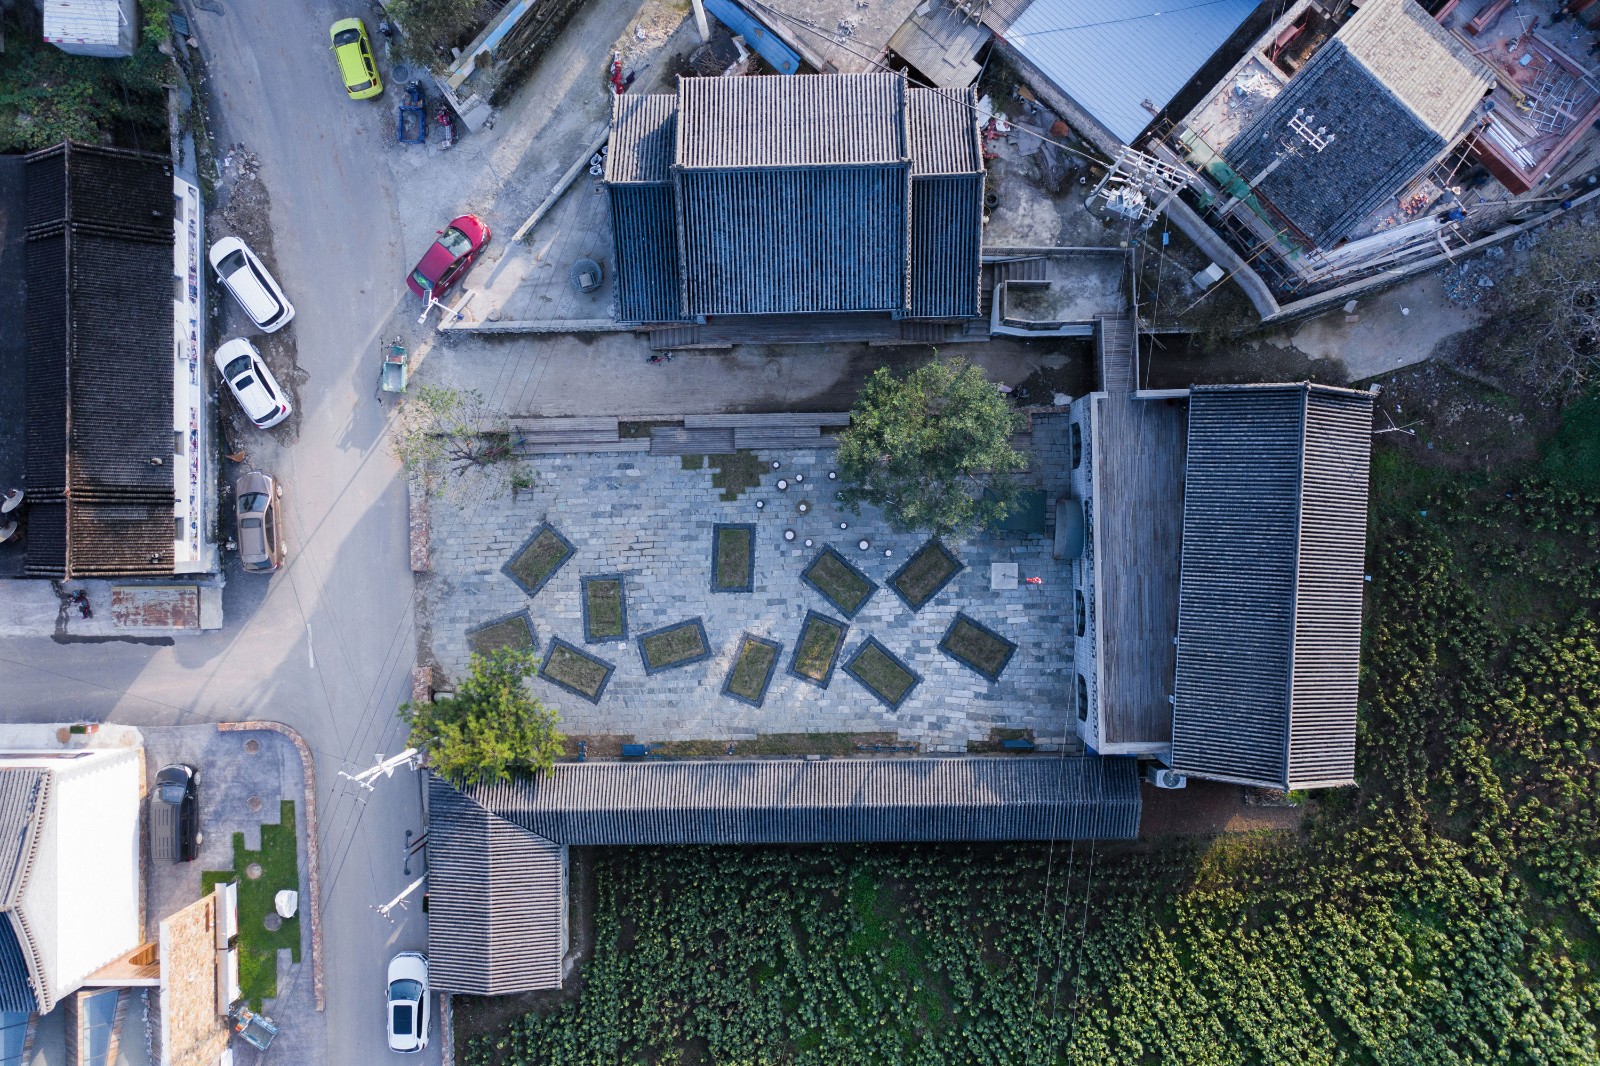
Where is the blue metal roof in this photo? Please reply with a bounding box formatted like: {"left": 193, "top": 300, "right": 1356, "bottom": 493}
{"left": 1007, "top": 0, "right": 1259, "bottom": 144}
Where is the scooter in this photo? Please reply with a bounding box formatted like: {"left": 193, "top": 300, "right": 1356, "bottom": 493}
{"left": 436, "top": 104, "right": 456, "bottom": 151}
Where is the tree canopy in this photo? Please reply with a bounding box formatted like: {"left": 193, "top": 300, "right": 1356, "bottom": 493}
{"left": 399, "top": 649, "right": 562, "bottom": 781}
{"left": 835, "top": 357, "right": 1026, "bottom": 536}
{"left": 1483, "top": 221, "right": 1600, "bottom": 396}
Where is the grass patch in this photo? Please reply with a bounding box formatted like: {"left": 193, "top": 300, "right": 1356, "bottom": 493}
{"left": 639, "top": 620, "right": 711, "bottom": 673}
{"left": 710, "top": 451, "right": 764, "bottom": 501}
{"left": 503, "top": 524, "right": 575, "bottom": 596}
{"left": 199, "top": 800, "right": 302, "bottom": 1010}
{"left": 469, "top": 612, "right": 535, "bottom": 656}
{"left": 541, "top": 639, "right": 615, "bottom": 702}
{"left": 724, "top": 634, "right": 781, "bottom": 705}
{"left": 939, "top": 613, "right": 1018, "bottom": 681}
{"left": 1540, "top": 396, "right": 1600, "bottom": 494}
{"left": 890, "top": 540, "right": 963, "bottom": 610}
{"left": 802, "top": 547, "right": 877, "bottom": 617}
{"left": 713, "top": 524, "right": 755, "bottom": 592}
{"left": 845, "top": 638, "right": 921, "bottom": 709}
{"left": 582, "top": 576, "right": 627, "bottom": 642}
{"left": 790, "top": 611, "right": 847, "bottom": 685}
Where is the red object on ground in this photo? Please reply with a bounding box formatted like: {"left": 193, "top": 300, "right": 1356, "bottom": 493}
{"left": 406, "top": 214, "right": 492, "bottom": 299}
{"left": 1025, "top": 576, "right": 1043, "bottom": 585}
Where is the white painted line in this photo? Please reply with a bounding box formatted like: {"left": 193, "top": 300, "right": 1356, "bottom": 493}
{"left": 307, "top": 624, "right": 316, "bottom": 670}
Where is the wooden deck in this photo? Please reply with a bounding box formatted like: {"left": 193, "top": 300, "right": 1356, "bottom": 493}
{"left": 1092, "top": 394, "right": 1187, "bottom": 748}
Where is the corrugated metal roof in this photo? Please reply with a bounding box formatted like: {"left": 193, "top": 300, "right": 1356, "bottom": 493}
{"left": 1337, "top": 0, "right": 1493, "bottom": 139}
{"left": 1170, "top": 383, "right": 1373, "bottom": 791}
{"left": 1007, "top": 0, "right": 1258, "bottom": 144}
{"left": 455, "top": 756, "right": 1142, "bottom": 845}
{"left": 426, "top": 778, "right": 566, "bottom": 994}
{"left": 606, "top": 94, "right": 678, "bottom": 184}
{"left": 1222, "top": 41, "right": 1443, "bottom": 248}
{"left": 676, "top": 74, "right": 908, "bottom": 169}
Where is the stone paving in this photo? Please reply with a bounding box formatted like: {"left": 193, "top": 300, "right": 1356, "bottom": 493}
{"left": 425, "top": 417, "right": 1077, "bottom": 752}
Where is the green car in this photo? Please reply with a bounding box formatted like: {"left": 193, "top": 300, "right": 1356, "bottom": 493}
{"left": 330, "top": 18, "right": 383, "bottom": 100}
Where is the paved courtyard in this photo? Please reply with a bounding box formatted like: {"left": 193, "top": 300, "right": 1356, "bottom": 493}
{"left": 424, "top": 417, "right": 1078, "bottom": 752}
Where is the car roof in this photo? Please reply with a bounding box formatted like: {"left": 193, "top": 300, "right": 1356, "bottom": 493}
{"left": 239, "top": 516, "right": 268, "bottom": 560}
{"left": 218, "top": 254, "right": 286, "bottom": 325}
{"left": 219, "top": 350, "right": 279, "bottom": 421}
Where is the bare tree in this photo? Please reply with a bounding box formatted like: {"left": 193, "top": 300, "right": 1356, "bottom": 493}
{"left": 1483, "top": 222, "right": 1600, "bottom": 397}
{"left": 389, "top": 385, "right": 530, "bottom": 501}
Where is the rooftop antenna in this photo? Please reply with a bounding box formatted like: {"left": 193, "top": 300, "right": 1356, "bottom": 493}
{"left": 338, "top": 749, "right": 420, "bottom": 792}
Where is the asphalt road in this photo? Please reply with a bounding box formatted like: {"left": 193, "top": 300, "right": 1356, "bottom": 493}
{"left": 0, "top": 2, "right": 434, "bottom": 1062}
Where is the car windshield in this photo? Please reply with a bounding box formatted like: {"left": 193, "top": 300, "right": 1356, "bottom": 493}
{"left": 437, "top": 227, "right": 473, "bottom": 257}
{"left": 157, "top": 783, "right": 187, "bottom": 804}
{"left": 390, "top": 979, "right": 422, "bottom": 1001}
{"left": 223, "top": 355, "right": 252, "bottom": 379}
{"left": 333, "top": 28, "right": 361, "bottom": 45}
{"left": 411, "top": 268, "right": 435, "bottom": 290}
{"left": 239, "top": 492, "right": 269, "bottom": 512}
{"left": 218, "top": 250, "right": 247, "bottom": 274}
{"left": 391, "top": 1003, "right": 414, "bottom": 1034}
{"left": 349, "top": 78, "right": 373, "bottom": 91}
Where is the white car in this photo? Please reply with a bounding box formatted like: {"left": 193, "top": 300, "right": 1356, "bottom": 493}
{"left": 214, "top": 338, "right": 292, "bottom": 429}
{"left": 209, "top": 236, "right": 295, "bottom": 332}
{"left": 386, "top": 952, "right": 430, "bottom": 1054}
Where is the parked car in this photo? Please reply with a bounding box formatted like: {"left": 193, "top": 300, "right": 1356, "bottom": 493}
{"left": 215, "top": 338, "right": 292, "bottom": 429}
{"left": 151, "top": 765, "right": 200, "bottom": 863}
{"left": 386, "top": 953, "right": 430, "bottom": 1054}
{"left": 209, "top": 236, "right": 295, "bottom": 332}
{"left": 330, "top": 18, "right": 383, "bottom": 100}
{"left": 235, "top": 471, "right": 285, "bottom": 574}
{"left": 406, "top": 214, "right": 491, "bottom": 300}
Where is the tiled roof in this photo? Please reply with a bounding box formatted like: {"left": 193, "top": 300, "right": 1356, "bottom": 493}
{"left": 457, "top": 756, "right": 1142, "bottom": 845}
{"left": 0, "top": 921, "right": 34, "bottom": 1013}
{"left": 22, "top": 142, "right": 176, "bottom": 578}
{"left": 1222, "top": 41, "right": 1444, "bottom": 248}
{"left": 426, "top": 778, "right": 566, "bottom": 994}
{"left": 675, "top": 74, "right": 907, "bottom": 169}
{"left": 0, "top": 771, "right": 48, "bottom": 1014}
{"left": 1337, "top": 0, "right": 1493, "bottom": 139}
{"left": 605, "top": 75, "right": 983, "bottom": 321}
{"left": 1170, "top": 383, "right": 1374, "bottom": 791}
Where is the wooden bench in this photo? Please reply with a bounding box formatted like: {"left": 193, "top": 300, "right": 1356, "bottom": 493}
{"left": 684, "top": 412, "right": 850, "bottom": 429}
{"left": 649, "top": 427, "right": 736, "bottom": 455}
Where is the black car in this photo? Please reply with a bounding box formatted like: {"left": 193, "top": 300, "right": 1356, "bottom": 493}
{"left": 151, "top": 764, "right": 201, "bottom": 863}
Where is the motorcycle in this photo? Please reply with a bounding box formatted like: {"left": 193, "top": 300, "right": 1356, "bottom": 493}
{"left": 436, "top": 103, "right": 456, "bottom": 151}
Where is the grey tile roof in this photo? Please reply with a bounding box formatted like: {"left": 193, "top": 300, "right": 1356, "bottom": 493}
{"left": 426, "top": 777, "right": 566, "bottom": 994}
{"left": 607, "top": 184, "right": 687, "bottom": 323}
{"left": 455, "top": 756, "right": 1142, "bottom": 845}
{"left": 1222, "top": 41, "right": 1444, "bottom": 248}
{"left": 0, "top": 771, "right": 48, "bottom": 1014}
{"left": 1170, "top": 383, "right": 1374, "bottom": 791}
{"left": 0, "top": 920, "right": 33, "bottom": 1013}
{"left": 23, "top": 142, "right": 177, "bottom": 578}
{"left": 906, "top": 88, "right": 983, "bottom": 177}
{"left": 605, "top": 94, "right": 677, "bottom": 184}
{"left": 909, "top": 175, "right": 981, "bottom": 318}
{"left": 1337, "top": 0, "right": 1493, "bottom": 139}
{"left": 675, "top": 74, "right": 907, "bottom": 169}
{"left": 1007, "top": 0, "right": 1259, "bottom": 144}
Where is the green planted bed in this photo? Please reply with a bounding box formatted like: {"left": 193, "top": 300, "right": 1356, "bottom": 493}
{"left": 889, "top": 539, "right": 963, "bottom": 611}
{"left": 540, "top": 639, "right": 615, "bottom": 703}
{"left": 788, "top": 610, "right": 847, "bottom": 686}
{"left": 582, "top": 575, "right": 627, "bottom": 642}
{"left": 844, "top": 637, "right": 922, "bottom": 709}
{"left": 723, "top": 634, "right": 782, "bottom": 706}
{"left": 503, "top": 524, "right": 575, "bottom": 596}
{"left": 638, "top": 619, "right": 711, "bottom": 674}
{"left": 802, "top": 547, "right": 877, "bottom": 617}
{"left": 468, "top": 611, "right": 535, "bottom": 657}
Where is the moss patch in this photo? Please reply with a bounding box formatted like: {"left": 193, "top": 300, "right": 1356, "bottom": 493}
{"left": 725, "top": 635, "right": 780, "bottom": 705}
{"left": 710, "top": 451, "right": 764, "bottom": 500}
{"left": 846, "top": 639, "right": 921, "bottom": 709}
{"left": 791, "top": 612, "right": 847, "bottom": 684}
{"left": 939, "top": 613, "right": 1018, "bottom": 681}
{"left": 542, "top": 640, "right": 614, "bottom": 701}
{"left": 583, "top": 576, "right": 626, "bottom": 641}
{"left": 200, "top": 800, "right": 302, "bottom": 1009}
{"left": 713, "top": 525, "right": 755, "bottom": 592}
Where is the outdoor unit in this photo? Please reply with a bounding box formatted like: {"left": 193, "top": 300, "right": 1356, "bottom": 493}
{"left": 1144, "top": 764, "right": 1188, "bottom": 790}
{"left": 43, "top": 0, "right": 137, "bottom": 58}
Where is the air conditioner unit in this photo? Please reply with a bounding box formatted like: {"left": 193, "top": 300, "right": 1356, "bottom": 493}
{"left": 1143, "top": 765, "right": 1187, "bottom": 789}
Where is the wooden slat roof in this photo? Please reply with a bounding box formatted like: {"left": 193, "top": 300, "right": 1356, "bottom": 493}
{"left": 1170, "top": 383, "right": 1373, "bottom": 791}
{"left": 675, "top": 74, "right": 907, "bottom": 169}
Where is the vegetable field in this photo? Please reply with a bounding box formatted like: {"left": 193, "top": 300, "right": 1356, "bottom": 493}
{"left": 471, "top": 433, "right": 1600, "bottom": 1065}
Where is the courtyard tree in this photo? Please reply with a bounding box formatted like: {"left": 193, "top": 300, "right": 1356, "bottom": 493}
{"left": 399, "top": 649, "right": 563, "bottom": 781}
{"left": 389, "top": 384, "right": 525, "bottom": 484}
{"left": 835, "top": 356, "right": 1026, "bottom": 535}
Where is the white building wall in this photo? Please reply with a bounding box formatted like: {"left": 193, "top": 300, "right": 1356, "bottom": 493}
{"left": 172, "top": 176, "right": 216, "bottom": 574}
{"left": 43, "top": 0, "right": 137, "bottom": 57}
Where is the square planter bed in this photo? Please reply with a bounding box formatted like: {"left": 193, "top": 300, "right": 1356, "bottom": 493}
{"left": 722, "top": 633, "right": 783, "bottom": 707}
{"left": 844, "top": 637, "right": 923, "bottom": 710}
{"left": 801, "top": 546, "right": 877, "bottom": 618}
{"left": 637, "top": 618, "right": 712, "bottom": 675}
{"left": 888, "top": 539, "right": 964, "bottom": 611}
{"left": 581, "top": 574, "right": 628, "bottom": 643}
{"left": 539, "top": 638, "right": 615, "bottom": 704}
{"left": 787, "top": 610, "right": 848, "bottom": 687}
{"left": 467, "top": 611, "right": 535, "bottom": 657}
{"left": 502, "top": 523, "right": 576, "bottom": 597}
{"left": 712, "top": 523, "right": 756, "bottom": 593}
{"left": 940, "top": 612, "right": 1018, "bottom": 682}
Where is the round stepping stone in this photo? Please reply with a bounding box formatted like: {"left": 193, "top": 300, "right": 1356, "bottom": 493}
{"left": 246, "top": 862, "right": 263, "bottom": 881}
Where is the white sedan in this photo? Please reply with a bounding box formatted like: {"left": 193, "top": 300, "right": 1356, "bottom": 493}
{"left": 386, "top": 952, "right": 430, "bottom": 1054}
{"left": 209, "top": 235, "right": 295, "bottom": 332}
{"left": 214, "top": 338, "right": 292, "bottom": 429}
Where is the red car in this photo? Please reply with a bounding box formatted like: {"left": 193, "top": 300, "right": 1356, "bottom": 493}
{"left": 407, "top": 214, "right": 491, "bottom": 299}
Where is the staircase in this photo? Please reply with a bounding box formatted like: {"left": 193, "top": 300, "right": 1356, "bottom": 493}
{"left": 979, "top": 257, "right": 1048, "bottom": 315}
{"left": 1096, "top": 313, "right": 1136, "bottom": 394}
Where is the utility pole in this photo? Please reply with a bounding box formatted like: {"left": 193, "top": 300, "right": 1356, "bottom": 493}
{"left": 691, "top": 0, "right": 710, "bottom": 41}
{"left": 338, "top": 749, "right": 419, "bottom": 792}
{"left": 375, "top": 876, "right": 426, "bottom": 922}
